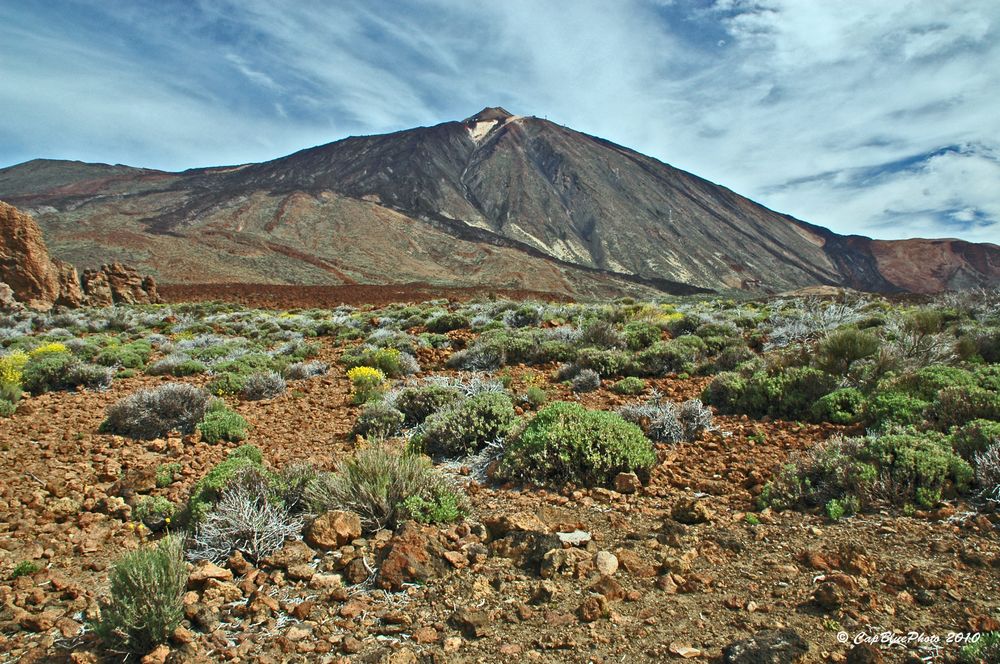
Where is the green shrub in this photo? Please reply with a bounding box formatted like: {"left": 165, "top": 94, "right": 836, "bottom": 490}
{"left": 928, "top": 385, "right": 1000, "bottom": 429}
{"left": 186, "top": 445, "right": 267, "bottom": 523}
{"left": 864, "top": 391, "right": 929, "bottom": 429}
{"left": 974, "top": 364, "right": 1000, "bottom": 392}
{"left": 198, "top": 404, "right": 249, "bottom": 444}
{"left": 412, "top": 392, "right": 516, "bottom": 457}
{"left": 100, "top": 383, "right": 210, "bottom": 440}
{"left": 353, "top": 401, "right": 405, "bottom": 439}
{"left": 92, "top": 536, "right": 186, "bottom": 654}
{"left": 958, "top": 631, "right": 1000, "bottom": 664}
{"left": 760, "top": 431, "right": 972, "bottom": 513}
{"left": 21, "top": 352, "right": 76, "bottom": 394}
{"left": 623, "top": 321, "right": 661, "bottom": 350}
{"left": 811, "top": 388, "right": 865, "bottom": 424}
{"left": 635, "top": 340, "right": 696, "bottom": 376}
{"left": 702, "top": 371, "right": 746, "bottom": 414}
{"left": 95, "top": 341, "right": 152, "bottom": 369}
{"left": 728, "top": 368, "right": 837, "bottom": 420}
{"left": 155, "top": 463, "right": 182, "bottom": 488}
{"left": 11, "top": 561, "right": 40, "bottom": 579}
{"left": 401, "top": 486, "right": 466, "bottom": 524}
{"left": 0, "top": 400, "right": 16, "bottom": 417}
{"left": 425, "top": 313, "right": 469, "bottom": 333}
{"left": 146, "top": 356, "right": 206, "bottom": 377}
{"left": 574, "top": 347, "right": 634, "bottom": 377}
{"left": 206, "top": 372, "right": 247, "bottom": 397}
{"left": 132, "top": 496, "right": 175, "bottom": 530}
{"left": 898, "top": 365, "right": 976, "bottom": 401}
{"left": 524, "top": 386, "right": 548, "bottom": 407}
{"left": 342, "top": 346, "right": 418, "bottom": 377}
{"left": 612, "top": 376, "right": 646, "bottom": 396}
{"left": 304, "top": 444, "right": 467, "bottom": 532}
{"left": 816, "top": 328, "right": 880, "bottom": 375}
{"left": 950, "top": 419, "right": 1000, "bottom": 461}
{"left": 392, "top": 385, "right": 463, "bottom": 426}
{"left": 499, "top": 402, "right": 655, "bottom": 487}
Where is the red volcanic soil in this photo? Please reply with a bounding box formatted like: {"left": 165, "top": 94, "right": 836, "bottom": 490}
{"left": 159, "top": 282, "right": 572, "bottom": 308}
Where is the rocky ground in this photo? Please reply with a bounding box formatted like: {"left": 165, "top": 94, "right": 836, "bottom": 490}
{"left": 0, "top": 316, "right": 998, "bottom": 664}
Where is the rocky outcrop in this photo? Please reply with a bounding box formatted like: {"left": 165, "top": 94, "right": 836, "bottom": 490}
{"left": 0, "top": 201, "right": 61, "bottom": 309}
{"left": 0, "top": 200, "right": 159, "bottom": 310}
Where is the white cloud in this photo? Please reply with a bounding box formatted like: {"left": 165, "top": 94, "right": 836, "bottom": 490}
{"left": 0, "top": 0, "right": 997, "bottom": 243}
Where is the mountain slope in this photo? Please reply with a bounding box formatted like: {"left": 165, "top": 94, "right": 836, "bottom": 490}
{"left": 1, "top": 108, "right": 997, "bottom": 295}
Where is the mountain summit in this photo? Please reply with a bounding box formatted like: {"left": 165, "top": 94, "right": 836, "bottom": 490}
{"left": 1, "top": 109, "right": 997, "bottom": 295}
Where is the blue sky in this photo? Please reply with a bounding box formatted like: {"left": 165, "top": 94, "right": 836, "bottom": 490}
{"left": 1, "top": 0, "right": 998, "bottom": 243}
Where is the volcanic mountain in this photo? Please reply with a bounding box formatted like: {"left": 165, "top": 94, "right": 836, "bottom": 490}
{"left": 1, "top": 107, "right": 997, "bottom": 296}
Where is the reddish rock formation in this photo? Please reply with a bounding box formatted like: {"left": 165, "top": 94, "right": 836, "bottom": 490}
{"left": 0, "top": 200, "right": 158, "bottom": 309}
{"left": 0, "top": 200, "right": 61, "bottom": 309}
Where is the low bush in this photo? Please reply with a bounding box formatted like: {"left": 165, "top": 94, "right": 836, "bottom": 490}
{"left": 21, "top": 351, "right": 76, "bottom": 393}
{"left": 155, "top": 462, "right": 181, "bottom": 488}
{"left": 146, "top": 354, "right": 206, "bottom": 377}
{"left": 186, "top": 445, "right": 268, "bottom": 523}
{"left": 446, "top": 341, "right": 506, "bottom": 371}
{"left": 927, "top": 385, "right": 1000, "bottom": 429}
{"left": 353, "top": 401, "right": 405, "bottom": 439}
{"left": 811, "top": 388, "right": 865, "bottom": 425}
{"left": 623, "top": 320, "right": 661, "bottom": 351}
{"left": 100, "top": 383, "right": 210, "bottom": 440}
{"left": 523, "top": 386, "right": 548, "bottom": 408}
{"left": 188, "top": 469, "right": 302, "bottom": 563}
{"left": 425, "top": 312, "right": 469, "bottom": 333}
{"left": 342, "top": 346, "right": 419, "bottom": 377}
{"left": 760, "top": 430, "right": 973, "bottom": 513}
{"left": 412, "top": 392, "right": 516, "bottom": 457}
{"left": 612, "top": 376, "right": 646, "bottom": 395}
{"left": 304, "top": 444, "right": 467, "bottom": 532}
{"left": 951, "top": 419, "right": 1000, "bottom": 461}
{"left": 95, "top": 341, "right": 152, "bottom": 369}
{"left": 206, "top": 370, "right": 246, "bottom": 396}
{"left": 347, "top": 366, "right": 385, "bottom": 404}
{"left": 198, "top": 402, "right": 249, "bottom": 444}
{"left": 864, "top": 391, "right": 929, "bottom": 429}
{"left": 500, "top": 402, "right": 655, "bottom": 487}
{"left": 958, "top": 632, "right": 1000, "bottom": 664}
{"left": 635, "top": 340, "right": 697, "bottom": 376}
{"left": 576, "top": 347, "right": 634, "bottom": 377}
{"left": 284, "top": 360, "right": 328, "bottom": 380}
{"left": 571, "top": 369, "right": 601, "bottom": 393}
{"left": 241, "top": 370, "right": 286, "bottom": 400}
{"left": 704, "top": 367, "right": 836, "bottom": 420}
{"left": 898, "top": 365, "right": 976, "bottom": 401}
{"left": 815, "top": 328, "right": 880, "bottom": 375}
{"left": 92, "top": 536, "right": 186, "bottom": 655}
{"left": 132, "top": 496, "right": 175, "bottom": 531}
{"left": 390, "top": 384, "right": 463, "bottom": 426}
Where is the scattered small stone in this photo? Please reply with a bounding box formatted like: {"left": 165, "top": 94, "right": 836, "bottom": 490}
{"left": 577, "top": 595, "right": 608, "bottom": 623}
{"left": 595, "top": 550, "right": 619, "bottom": 576}
{"left": 614, "top": 472, "right": 642, "bottom": 494}
{"left": 450, "top": 608, "right": 491, "bottom": 638}
{"left": 557, "top": 529, "right": 592, "bottom": 546}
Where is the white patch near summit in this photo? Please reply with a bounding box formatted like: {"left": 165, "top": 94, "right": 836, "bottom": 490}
{"left": 468, "top": 120, "right": 498, "bottom": 142}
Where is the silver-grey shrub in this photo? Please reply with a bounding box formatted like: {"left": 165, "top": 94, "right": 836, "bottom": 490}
{"left": 241, "top": 370, "right": 286, "bottom": 400}
{"left": 188, "top": 471, "right": 302, "bottom": 563}
{"left": 101, "top": 383, "right": 210, "bottom": 439}
{"left": 284, "top": 360, "right": 329, "bottom": 380}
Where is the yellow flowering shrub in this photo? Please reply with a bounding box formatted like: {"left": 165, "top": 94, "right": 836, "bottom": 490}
{"left": 347, "top": 366, "right": 386, "bottom": 404}
{"left": 0, "top": 351, "right": 28, "bottom": 386}
{"left": 29, "top": 342, "right": 69, "bottom": 357}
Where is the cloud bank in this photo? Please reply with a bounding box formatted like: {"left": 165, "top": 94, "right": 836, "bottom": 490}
{"left": 1, "top": 0, "right": 997, "bottom": 242}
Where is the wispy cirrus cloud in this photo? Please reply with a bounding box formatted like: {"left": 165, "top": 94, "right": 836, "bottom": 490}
{"left": 0, "top": 0, "right": 997, "bottom": 242}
